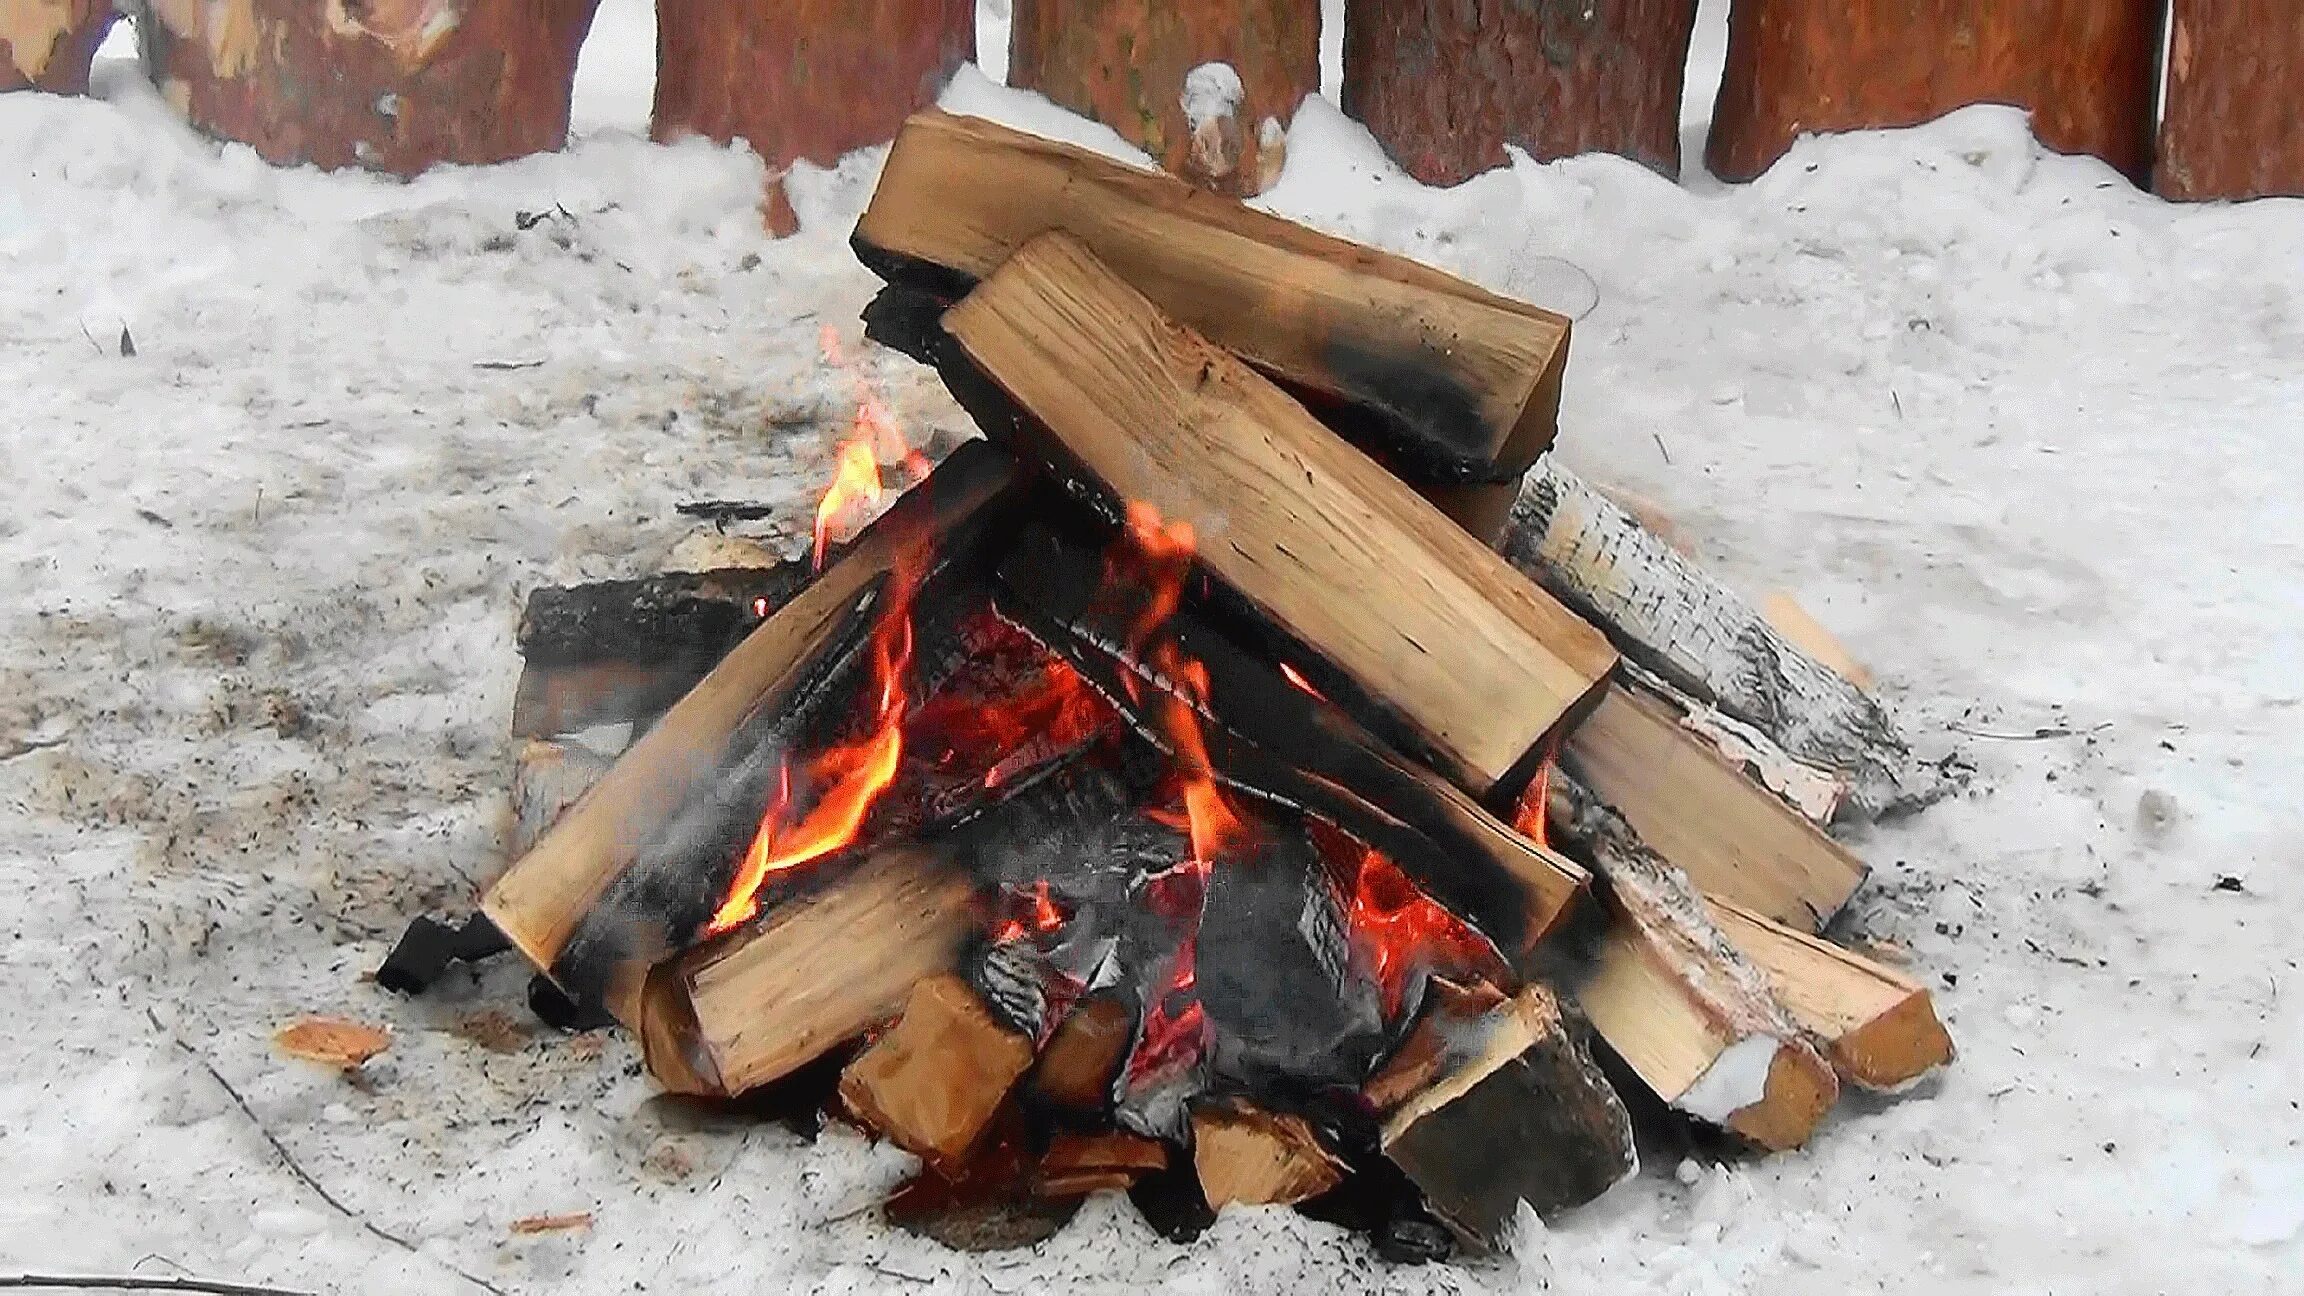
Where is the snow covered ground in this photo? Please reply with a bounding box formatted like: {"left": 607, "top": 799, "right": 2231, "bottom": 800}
{"left": 6, "top": 4, "right": 2302, "bottom": 1293}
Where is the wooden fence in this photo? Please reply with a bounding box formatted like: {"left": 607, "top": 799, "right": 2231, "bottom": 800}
{"left": 5, "top": 1, "right": 2299, "bottom": 214}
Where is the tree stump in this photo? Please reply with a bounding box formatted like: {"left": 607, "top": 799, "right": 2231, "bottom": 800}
{"left": 142, "top": 0, "right": 600, "bottom": 175}
{"left": 1009, "top": 0, "right": 1320, "bottom": 197}
{"left": 2159, "top": 2, "right": 2304, "bottom": 201}
{"left": 1341, "top": 0, "right": 1700, "bottom": 185}
{"left": 2, "top": 0, "right": 117, "bottom": 95}
{"left": 1705, "top": 0, "right": 2164, "bottom": 184}
{"left": 653, "top": 0, "right": 975, "bottom": 236}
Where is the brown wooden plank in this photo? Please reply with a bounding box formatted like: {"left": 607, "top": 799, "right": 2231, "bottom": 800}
{"left": 941, "top": 231, "right": 1615, "bottom": 798}
{"left": 855, "top": 109, "right": 1572, "bottom": 481}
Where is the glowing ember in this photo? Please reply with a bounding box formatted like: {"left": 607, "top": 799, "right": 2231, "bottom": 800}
{"left": 1315, "top": 822, "right": 1506, "bottom": 1018}
{"left": 1278, "top": 661, "right": 1326, "bottom": 700}
{"left": 991, "top": 879, "right": 1070, "bottom": 945}
{"left": 1127, "top": 855, "right": 1214, "bottom": 1080}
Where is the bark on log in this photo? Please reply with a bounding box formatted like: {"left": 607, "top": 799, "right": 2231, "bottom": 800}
{"left": 854, "top": 110, "right": 1575, "bottom": 493}
{"left": 941, "top": 232, "right": 1616, "bottom": 798}
{"left": 1379, "top": 984, "right": 1637, "bottom": 1245}
{"left": 1709, "top": 897, "right": 1954, "bottom": 1090}
{"left": 1506, "top": 457, "right": 1936, "bottom": 820}
{"left": 1548, "top": 766, "right": 1838, "bottom": 1151}
{"left": 1, "top": 0, "right": 115, "bottom": 94}
{"left": 2158, "top": 1, "right": 2304, "bottom": 201}
{"left": 1009, "top": 0, "right": 1319, "bottom": 197}
{"left": 652, "top": 0, "right": 973, "bottom": 235}
{"left": 1341, "top": 0, "right": 1699, "bottom": 184}
{"left": 1704, "top": 0, "right": 2164, "bottom": 184}
{"left": 142, "top": 0, "right": 601, "bottom": 174}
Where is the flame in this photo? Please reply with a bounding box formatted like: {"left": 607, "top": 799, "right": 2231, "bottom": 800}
{"left": 1509, "top": 745, "right": 1559, "bottom": 851}
{"left": 1127, "top": 855, "right": 1214, "bottom": 1081}
{"left": 1278, "top": 661, "right": 1325, "bottom": 701}
{"left": 1315, "top": 822, "right": 1506, "bottom": 1018}
{"left": 992, "top": 880, "right": 1071, "bottom": 945}
{"left": 809, "top": 331, "right": 934, "bottom": 573}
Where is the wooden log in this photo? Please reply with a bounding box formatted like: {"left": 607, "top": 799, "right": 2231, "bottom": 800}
{"left": 2157, "top": 1, "right": 2304, "bottom": 201}
{"left": 940, "top": 231, "right": 1616, "bottom": 798}
{"left": 481, "top": 442, "right": 1023, "bottom": 1013}
{"left": 1704, "top": 0, "right": 2164, "bottom": 184}
{"left": 1190, "top": 1101, "right": 1346, "bottom": 1208}
{"left": 1008, "top": 0, "right": 1319, "bottom": 197}
{"left": 636, "top": 846, "right": 975, "bottom": 1097}
{"left": 507, "top": 738, "right": 612, "bottom": 860}
{"left": 1378, "top": 984, "right": 1637, "bottom": 1246}
{"left": 1566, "top": 681, "right": 1867, "bottom": 932}
{"left": 1037, "top": 1131, "right": 1170, "bottom": 1197}
{"left": 1027, "top": 993, "right": 1136, "bottom": 1115}
{"left": 1, "top": 0, "right": 115, "bottom": 94}
{"left": 517, "top": 564, "right": 814, "bottom": 671}
{"left": 510, "top": 660, "right": 698, "bottom": 740}
{"left": 838, "top": 973, "right": 1036, "bottom": 1172}
{"left": 1709, "top": 897, "right": 1954, "bottom": 1090}
{"left": 142, "top": 0, "right": 601, "bottom": 174}
{"left": 1548, "top": 767, "right": 1838, "bottom": 1151}
{"left": 992, "top": 521, "right": 1587, "bottom": 964}
{"left": 854, "top": 110, "right": 1574, "bottom": 491}
{"left": 1362, "top": 976, "right": 1509, "bottom": 1116}
{"left": 1341, "top": 0, "right": 1700, "bottom": 184}
{"left": 653, "top": 0, "right": 973, "bottom": 236}
{"left": 1506, "top": 457, "right": 1935, "bottom": 820}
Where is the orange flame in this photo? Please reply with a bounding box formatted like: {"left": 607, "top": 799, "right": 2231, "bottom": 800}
{"left": 809, "top": 331, "right": 933, "bottom": 573}
{"left": 1278, "top": 661, "right": 1326, "bottom": 701}
{"left": 1314, "top": 822, "right": 1506, "bottom": 1018}
{"left": 1509, "top": 746, "right": 1558, "bottom": 851}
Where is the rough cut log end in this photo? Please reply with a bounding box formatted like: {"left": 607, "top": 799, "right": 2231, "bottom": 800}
{"left": 839, "top": 973, "right": 1036, "bottom": 1172}
{"left": 144, "top": 0, "right": 602, "bottom": 174}
{"left": 1704, "top": 0, "right": 2163, "bottom": 184}
{"left": 1190, "top": 1102, "right": 1346, "bottom": 1208}
{"left": 1341, "top": 0, "right": 1697, "bottom": 185}
{"left": 2157, "top": 0, "right": 2304, "bottom": 201}
{"left": 1009, "top": 0, "right": 1319, "bottom": 197}
{"left": 1711, "top": 897, "right": 1954, "bottom": 1091}
{"left": 1, "top": 0, "right": 116, "bottom": 94}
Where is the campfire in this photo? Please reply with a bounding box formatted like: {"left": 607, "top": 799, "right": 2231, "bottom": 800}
{"left": 386, "top": 110, "right": 1955, "bottom": 1258}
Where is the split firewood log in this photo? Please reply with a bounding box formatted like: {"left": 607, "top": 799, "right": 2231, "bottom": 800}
{"left": 838, "top": 973, "right": 1036, "bottom": 1173}
{"left": 507, "top": 738, "right": 612, "bottom": 860}
{"left": 1037, "top": 1131, "right": 1169, "bottom": 1197}
{"left": 1548, "top": 766, "right": 1839, "bottom": 1152}
{"left": 1506, "top": 457, "right": 1940, "bottom": 821}
{"left": 1008, "top": 0, "right": 1320, "bottom": 196}
{"left": 1190, "top": 1100, "right": 1346, "bottom": 1207}
{"left": 1376, "top": 984, "right": 1637, "bottom": 1247}
{"left": 1341, "top": 0, "right": 1699, "bottom": 183}
{"left": 142, "top": 0, "right": 601, "bottom": 174}
{"left": 2158, "top": 0, "right": 2304, "bottom": 201}
{"left": 1, "top": 0, "right": 115, "bottom": 94}
{"left": 652, "top": 0, "right": 974, "bottom": 234}
{"left": 1027, "top": 994, "right": 1135, "bottom": 1115}
{"left": 1704, "top": 0, "right": 2163, "bottom": 184}
{"left": 936, "top": 231, "right": 1616, "bottom": 799}
{"left": 1708, "top": 897, "right": 1954, "bottom": 1090}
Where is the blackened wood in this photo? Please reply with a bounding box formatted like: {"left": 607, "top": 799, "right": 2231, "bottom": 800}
{"left": 855, "top": 109, "right": 1573, "bottom": 484}
{"left": 2158, "top": 1, "right": 2304, "bottom": 200}
{"left": 374, "top": 913, "right": 511, "bottom": 996}
{"left": 518, "top": 563, "right": 815, "bottom": 669}
{"left": 1705, "top": 0, "right": 2163, "bottom": 184}
{"left": 1342, "top": 0, "right": 1699, "bottom": 184}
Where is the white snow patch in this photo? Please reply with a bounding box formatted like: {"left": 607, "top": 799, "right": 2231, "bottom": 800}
{"left": 1676, "top": 1034, "right": 1780, "bottom": 1123}
{"left": 1181, "top": 60, "right": 1245, "bottom": 132}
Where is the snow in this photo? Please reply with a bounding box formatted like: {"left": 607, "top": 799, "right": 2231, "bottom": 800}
{"left": 4, "top": 3, "right": 2303, "bottom": 1294}
{"left": 1676, "top": 1036, "right": 1780, "bottom": 1126}
{"left": 1181, "top": 62, "right": 1246, "bottom": 134}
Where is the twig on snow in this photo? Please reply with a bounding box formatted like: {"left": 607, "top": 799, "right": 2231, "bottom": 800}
{"left": 143, "top": 1010, "right": 507, "bottom": 1296}
{"left": 0, "top": 1276, "right": 311, "bottom": 1295}
{"left": 1946, "top": 721, "right": 2111, "bottom": 741}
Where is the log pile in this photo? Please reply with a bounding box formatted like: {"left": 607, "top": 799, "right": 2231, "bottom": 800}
{"left": 392, "top": 109, "right": 1955, "bottom": 1260}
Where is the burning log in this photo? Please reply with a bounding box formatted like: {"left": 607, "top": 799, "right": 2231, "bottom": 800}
{"left": 1376, "top": 984, "right": 1637, "bottom": 1248}
{"left": 937, "top": 231, "right": 1617, "bottom": 798}
{"left": 1566, "top": 682, "right": 1867, "bottom": 933}
{"left": 1547, "top": 767, "right": 1839, "bottom": 1151}
{"left": 2, "top": 0, "right": 115, "bottom": 94}
{"left": 652, "top": 0, "right": 974, "bottom": 235}
{"left": 636, "top": 846, "right": 976, "bottom": 1097}
{"left": 1506, "top": 458, "right": 1935, "bottom": 820}
{"left": 838, "top": 973, "right": 1036, "bottom": 1172}
{"left": 482, "top": 442, "right": 1023, "bottom": 1019}
{"left": 2158, "top": 0, "right": 2304, "bottom": 201}
{"left": 1340, "top": 0, "right": 1700, "bottom": 184}
{"left": 853, "top": 110, "right": 1573, "bottom": 532}
{"left": 142, "top": 0, "right": 601, "bottom": 174}
{"left": 1007, "top": 0, "right": 1320, "bottom": 197}
{"left": 1190, "top": 1101, "right": 1347, "bottom": 1207}
{"left": 1708, "top": 898, "right": 1954, "bottom": 1090}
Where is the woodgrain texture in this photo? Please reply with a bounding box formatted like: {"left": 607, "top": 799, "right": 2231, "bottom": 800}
{"left": 1, "top": 0, "right": 115, "bottom": 93}
{"left": 855, "top": 110, "right": 1574, "bottom": 484}
{"left": 944, "top": 232, "right": 1616, "bottom": 797}
{"left": 1711, "top": 897, "right": 1954, "bottom": 1089}
{"left": 653, "top": 0, "right": 973, "bottom": 233}
{"left": 1705, "top": 0, "right": 2164, "bottom": 184}
{"left": 143, "top": 0, "right": 600, "bottom": 174}
{"left": 1190, "top": 1103, "right": 1346, "bottom": 1207}
{"left": 838, "top": 973, "right": 1035, "bottom": 1170}
{"left": 1342, "top": 0, "right": 1699, "bottom": 184}
{"left": 1009, "top": 0, "right": 1319, "bottom": 196}
{"left": 2158, "top": 1, "right": 2304, "bottom": 200}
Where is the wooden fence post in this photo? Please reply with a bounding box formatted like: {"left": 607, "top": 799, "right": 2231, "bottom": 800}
{"left": 143, "top": 0, "right": 600, "bottom": 175}
{"left": 653, "top": 0, "right": 975, "bottom": 236}
{"left": 1008, "top": 0, "right": 1320, "bottom": 197}
{"left": 2159, "top": 1, "right": 2304, "bottom": 201}
{"left": 1705, "top": 0, "right": 2164, "bottom": 184}
{"left": 2, "top": 0, "right": 116, "bottom": 95}
{"left": 1341, "top": 0, "right": 1700, "bottom": 185}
